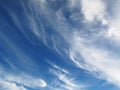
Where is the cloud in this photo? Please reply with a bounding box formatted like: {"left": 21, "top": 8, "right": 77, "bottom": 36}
{"left": 26, "top": 0, "right": 120, "bottom": 88}
{"left": 0, "top": 78, "right": 27, "bottom": 90}
{"left": 105, "top": 0, "right": 120, "bottom": 43}
{"left": 25, "top": 0, "right": 120, "bottom": 89}
{"left": 81, "top": 0, "right": 107, "bottom": 23}
{"left": 47, "top": 61, "right": 70, "bottom": 74}
{"left": 48, "top": 61, "right": 86, "bottom": 90}
{"left": 68, "top": 31, "right": 120, "bottom": 87}
{"left": 4, "top": 73, "right": 47, "bottom": 89}
{"left": 0, "top": 1, "right": 49, "bottom": 89}
{"left": 0, "top": 65, "right": 47, "bottom": 90}
{"left": 2, "top": 0, "right": 120, "bottom": 89}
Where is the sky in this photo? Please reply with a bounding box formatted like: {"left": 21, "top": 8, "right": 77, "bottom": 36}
{"left": 0, "top": 0, "right": 120, "bottom": 90}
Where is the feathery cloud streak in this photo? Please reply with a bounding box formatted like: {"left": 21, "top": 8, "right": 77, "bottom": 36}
{"left": 27, "top": 0, "right": 120, "bottom": 88}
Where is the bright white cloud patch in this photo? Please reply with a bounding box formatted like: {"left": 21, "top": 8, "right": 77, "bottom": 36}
{"left": 81, "top": 0, "right": 106, "bottom": 23}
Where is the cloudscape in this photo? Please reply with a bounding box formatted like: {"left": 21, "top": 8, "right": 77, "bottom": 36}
{"left": 0, "top": 0, "right": 120, "bottom": 90}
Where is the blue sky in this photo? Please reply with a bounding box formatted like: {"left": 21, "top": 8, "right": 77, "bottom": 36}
{"left": 0, "top": 0, "right": 120, "bottom": 90}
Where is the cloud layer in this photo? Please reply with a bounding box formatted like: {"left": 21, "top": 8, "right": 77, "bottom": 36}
{"left": 29, "top": 0, "right": 120, "bottom": 88}
{"left": 1, "top": 0, "right": 120, "bottom": 90}
{"left": 20, "top": 0, "right": 120, "bottom": 88}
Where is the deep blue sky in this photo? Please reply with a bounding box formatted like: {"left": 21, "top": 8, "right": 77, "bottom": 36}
{"left": 0, "top": 0, "right": 120, "bottom": 90}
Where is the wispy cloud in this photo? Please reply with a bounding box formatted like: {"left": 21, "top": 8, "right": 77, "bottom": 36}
{"left": 23, "top": 0, "right": 120, "bottom": 88}
{"left": 69, "top": 33, "right": 120, "bottom": 87}
{"left": 0, "top": 79, "right": 27, "bottom": 90}
{"left": 2, "top": 0, "right": 120, "bottom": 89}
{"left": 48, "top": 61, "right": 86, "bottom": 90}
{"left": 0, "top": 73, "right": 46, "bottom": 90}
{"left": 0, "top": 65, "right": 47, "bottom": 90}
{"left": 4, "top": 74, "right": 47, "bottom": 88}
{"left": 47, "top": 61, "right": 70, "bottom": 74}
{"left": 30, "top": 0, "right": 120, "bottom": 88}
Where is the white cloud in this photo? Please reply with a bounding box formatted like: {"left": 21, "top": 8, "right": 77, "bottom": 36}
{"left": 69, "top": 33, "right": 120, "bottom": 87}
{"left": 28, "top": 0, "right": 120, "bottom": 88}
{"left": 0, "top": 79, "right": 27, "bottom": 90}
{"left": 105, "top": 1, "right": 120, "bottom": 43}
{"left": 6, "top": 0, "right": 120, "bottom": 89}
{"left": 81, "top": 0, "right": 106, "bottom": 23}
{"left": 50, "top": 69, "right": 85, "bottom": 90}
{"left": 48, "top": 62, "right": 86, "bottom": 90}
{"left": 4, "top": 73, "right": 47, "bottom": 89}
{"left": 47, "top": 61, "right": 70, "bottom": 74}
{"left": 0, "top": 66, "right": 47, "bottom": 90}
{"left": 27, "top": 0, "right": 120, "bottom": 89}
